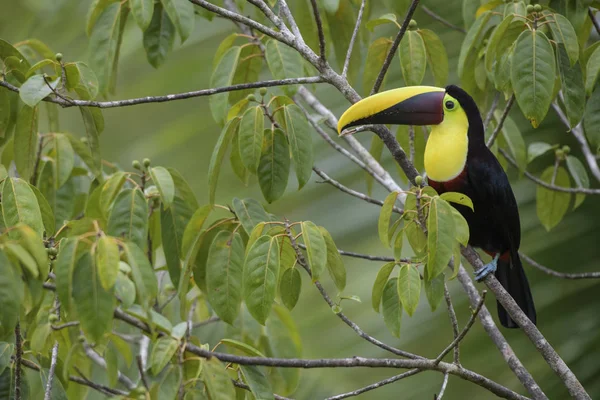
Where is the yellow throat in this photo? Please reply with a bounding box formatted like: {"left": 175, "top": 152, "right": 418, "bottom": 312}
{"left": 424, "top": 95, "right": 469, "bottom": 182}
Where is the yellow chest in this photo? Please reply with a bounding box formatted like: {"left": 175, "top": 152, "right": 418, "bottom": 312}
{"left": 424, "top": 126, "right": 468, "bottom": 182}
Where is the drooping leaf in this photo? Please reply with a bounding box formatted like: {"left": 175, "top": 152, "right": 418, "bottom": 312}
{"left": 202, "top": 358, "right": 236, "bottom": 400}
{"left": 2, "top": 177, "right": 44, "bottom": 237}
{"left": 107, "top": 188, "right": 148, "bottom": 250}
{"left": 458, "top": 11, "right": 492, "bottom": 83}
{"left": 372, "top": 262, "right": 396, "bottom": 313}
{"left": 398, "top": 30, "right": 426, "bottom": 86}
{"left": 54, "top": 237, "right": 82, "bottom": 312}
{"left": 13, "top": 224, "right": 48, "bottom": 278}
{"left": 265, "top": 39, "right": 303, "bottom": 95}
{"left": 230, "top": 44, "right": 263, "bottom": 103}
{"left": 124, "top": 242, "right": 158, "bottom": 307}
{"left": 238, "top": 107, "right": 265, "bottom": 173}
{"left": 583, "top": 86, "right": 600, "bottom": 152}
{"left": 150, "top": 166, "right": 175, "bottom": 208}
{"left": 536, "top": 166, "right": 571, "bottom": 231}
{"left": 527, "top": 142, "right": 555, "bottom": 163}
{"left": 424, "top": 274, "right": 445, "bottom": 312}
{"left": 363, "top": 38, "right": 393, "bottom": 96}
{"left": 511, "top": 30, "right": 556, "bottom": 127}
{"left": 324, "top": 1, "right": 361, "bottom": 83}
{"left": 0, "top": 250, "right": 21, "bottom": 340}
{"left": 143, "top": 3, "right": 176, "bottom": 68}
{"left": 167, "top": 167, "right": 199, "bottom": 209}
{"left": 419, "top": 29, "right": 449, "bottom": 87}
{"left": 221, "top": 338, "right": 266, "bottom": 358}
{"left": 79, "top": 107, "right": 102, "bottom": 178}
{"left": 566, "top": 155, "right": 589, "bottom": 209}
{"left": 161, "top": 195, "right": 194, "bottom": 286}
{"left": 378, "top": 191, "right": 399, "bottom": 247}
{"left": 283, "top": 104, "right": 313, "bottom": 189}
{"left": 427, "top": 197, "right": 455, "bottom": 280}
{"left": 99, "top": 172, "right": 127, "bottom": 218}
{"left": 319, "top": 227, "right": 346, "bottom": 291}
{"left": 556, "top": 44, "right": 585, "bottom": 128}
{"left": 231, "top": 197, "right": 270, "bottom": 236}
{"left": 4, "top": 243, "right": 38, "bottom": 278}
{"left": 240, "top": 365, "right": 275, "bottom": 400}
{"left": 19, "top": 75, "right": 59, "bottom": 107}
{"left": 88, "top": 2, "right": 122, "bottom": 96}
{"left": 450, "top": 207, "right": 470, "bottom": 247}
{"left": 181, "top": 204, "right": 213, "bottom": 260}
{"left": 495, "top": 111, "right": 527, "bottom": 172}
{"left": 209, "top": 46, "right": 242, "bottom": 125}
{"left": 279, "top": 267, "right": 302, "bottom": 310}
{"left": 206, "top": 231, "right": 245, "bottom": 324}
{"left": 95, "top": 235, "right": 120, "bottom": 290}
{"left": 14, "top": 105, "right": 38, "bottom": 181}
{"left": 439, "top": 192, "right": 474, "bottom": 211}
{"left": 548, "top": 13, "right": 579, "bottom": 67}
{"left": 51, "top": 134, "right": 75, "bottom": 188}
{"left": 243, "top": 235, "right": 280, "bottom": 325}
{"left": 151, "top": 336, "right": 179, "bottom": 375}
{"left": 485, "top": 14, "right": 514, "bottom": 73}
{"left": 397, "top": 264, "right": 421, "bottom": 317}
{"left": 366, "top": 13, "right": 397, "bottom": 31}
{"left": 160, "top": 0, "right": 195, "bottom": 42}
{"left": 585, "top": 45, "right": 600, "bottom": 96}
{"left": 382, "top": 278, "right": 402, "bottom": 337}
{"left": 258, "top": 128, "right": 290, "bottom": 203}
{"left": 301, "top": 221, "right": 327, "bottom": 281}
{"left": 130, "top": 0, "right": 154, "bottom": 31}
{"left": 72, "top": 252, "right": 115, "bottom": 342}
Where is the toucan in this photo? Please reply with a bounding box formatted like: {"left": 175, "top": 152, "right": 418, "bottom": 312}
{"left": 337, "top": 85, "right": 536, "bottom": 329}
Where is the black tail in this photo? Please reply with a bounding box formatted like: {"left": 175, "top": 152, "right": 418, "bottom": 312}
{"left": 494, "top": 252, "right": 536, "bottom": 329}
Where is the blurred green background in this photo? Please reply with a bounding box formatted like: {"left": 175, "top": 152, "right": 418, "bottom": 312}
{"left": 2, "top": 0, "right": 600, "bottom": 398}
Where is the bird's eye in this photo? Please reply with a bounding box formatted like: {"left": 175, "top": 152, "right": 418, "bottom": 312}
{"left": 445, "top": 100, "right": 455, "bottom": 110}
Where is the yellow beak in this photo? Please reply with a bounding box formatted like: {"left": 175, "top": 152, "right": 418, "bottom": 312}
{"left": 337, "top": 86, "right": 446, "bottom": 135}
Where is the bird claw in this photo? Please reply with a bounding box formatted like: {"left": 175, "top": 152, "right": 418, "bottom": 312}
{"left": 475, "top": 255, "right": 499, "bottom": 282}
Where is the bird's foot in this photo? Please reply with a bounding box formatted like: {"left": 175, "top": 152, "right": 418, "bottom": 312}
{"left": 475, "top": 254, "right": 499, "bottom": 282}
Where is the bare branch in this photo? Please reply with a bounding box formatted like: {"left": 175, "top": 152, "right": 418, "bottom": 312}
{"left": 44, "top": 343, "right": 59, "bottom": 400}
{"left": 247, "top": 0, "right": 283, "bottom": 28}
{"left": 82, "top": 341, "right": 136, "bottom": 390}
{"left": 279, "top": 0, "right": 305, "bottom": 46}
{"left": 337, "top": 250, "right": 397, "bottom": 262}
{"left": 0, "top": 77, "right": 324, "bottom": 109}
{"left": 483, "top": 92, "right": 500, "bottom": 130}
{"left": 136, "top": 355, "right": 150, "bottom": 391}
{"left": 51, "top": 321, "right": 80, "bottom": 330}
{"left": 421, "top": 6, "right": 466, "bottom": 33}
{"left": 486, "top": 95, "right": 514, "bottom": 148}
{"left": 14, "top": 323, "right": 22, "bottom": 400}
{"left": 499, "top": 148, "right": 600, "bottom": 194}
{"left": 371, "top": 0, "right": 421, "bottom": 94}
{"left": 443, "top": 285, "right": 460, "bottom": 365}
{"left": 309, "top": 0, "right": 327, "bottom": 62}
{"left": 325, "top": 370, "right": 422, "bottom": 400}
{"left": 342, "top": 0, "right": 366, "bottom": 78}
{"left": 589, "top": 8, "right": 600, "bottom": 36}
{"left": 436, "top": 373, "right": 450, "bottom": 400}
{"left": 72, "top": 368, "right": 129, "bottom": 397}
{"left": 520, "top": 252, "right": 600, "bottom": 279}
{"left": 193, "top": 315, "right": 221, "bottom": 328}
{"left": 313, "top": 167, "right": 403, "bottom": 213}
{"left": 435, "top": 290, "right": 487, "bottom": 365}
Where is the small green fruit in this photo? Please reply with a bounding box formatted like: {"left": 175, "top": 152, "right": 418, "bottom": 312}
{"left": 247, "top": 94, "right": 256, "bottom": 102}
{"left": 48, "top": 314, "right": 59, "bottom": 323}
{"left": 143, "top": 158, "right": 151, "bottom": 168}
{"left": 526, "top": 4, "right": 534, "bottom": 12}
{"left": 77, "top": 335, "right": 85, "bottom": 343}
{"left": 408, "top": 19, "right": 418, "bottom": 30}
{"left": 259, "top": 87, "right": 268, "bottom": 96}
{"left": 132, "top": 160, "right": 141, "bottom": 170}
{"left": 55, "top": 53, "right": 63, "bottom": 62}
{"left": 562, "top": 145, "right": 571, "bottom": 154}
{"left": 533, "top": 4, "right": 542, "bottom": 11}
{"left": 555, "top": 149, "right": 565, "bottom": 159}
{"left": 415, "top": 175, "right": 423, "bottom": 186}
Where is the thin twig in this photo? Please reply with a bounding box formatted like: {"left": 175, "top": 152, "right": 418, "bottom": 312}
{"left": 313, "top": 167, "right": 403, "bottom": 213}
{"left": 82, "top": 341, "right": 136, "bottom": 390}
{"left": 51, "top": 321, "right": 80, "bottom": 330}
{"left": 309, "top": 0, "right": 326, "bottom": 62}
{"left": 73, "top": 368, "right": 129, "bottom": 397}
{"left": 44, "top": 296, "right": 61, "bottom": 400}
{"left": 338, "top": 250, "right": 398, "bottom": 262}
{"left": 443, "top": 285, "right": 460, "bottom": 365}
{"left": 233, "top": 380, "right": 291, "bottom": 400}
{"left": 136, "top": 355, "right": 150, "bottom": 391}
{"left": 589, "top": 8, "right": 600, "bottom": 36}
{"left": 520, "top": 252, "right": 600, "bottom": 279}
{"left": 486, "top": 95, "right": 514, "bottom": 148}
{"left": 499, "top": 148, "right": 600, "bottom": 194}
{"left": 435, "top": 290, "right": 487, "bottom": 365}
{"left": 14, "top": 323, "right": 22, "bottom": 400}
{"left": 371, "top": 0, "right": 421, "bottom": 94}
{"left": 279, "top": 0, "right": 305, "bottom": 46}
{"left": 483, "top": 92, "right": 500, "bottom": 130}
{"left": 193, "top": 315, "right": 221, "bottom": 328}
{"left": 0, "top": 76, "right": 324, "bottom": 109}
{"left": 325, "top": 370, "right": 422, "bottom": 400}
{"left": 436, "top": 373, "right": 450, "bottom": 400}
{"left": 421, "top": 6, "right": 465, "bottom": 33}
{"left": 342, "top": 0, "right": 366, "bottom": 78}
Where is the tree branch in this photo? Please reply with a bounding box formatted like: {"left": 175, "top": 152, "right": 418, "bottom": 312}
{"left": 342, "top": 0, "right": 366, "bottom": 78}
{"left": 371, "top": 0, "right": 421, "bottom": 94}
{"left": 82, "top": 341, "right": 136, "bottom": 390}
{"left": 589, "top": 8, "right": 600, "bottom": 36}
{"left": 520, "top": 252, "right": 600, "bottom": 279}
{"left": 309, "top": 0, "right": 327, "bottom": 62}
{"left": 483, "top": 92, "right": 500, "bottom": 131}
{"left": 14, "top": 323, "right": 22, "bottom": 400}
{"left": 0, "top": 76, "right": 324, "bottom": 109}
{"left": 44, "top": 296, "right": 61, "bottom": 400}
{"left": 421, "top": 6, "right": 466, "bottom": 33}
{"left": 325, "top": 370, "right": 422, "bottom": 400}
{"left": 486, "top": 95, "right": 514, "bottom": 148}
{"left": 73, "top": 368, "right": 129, "bottom": 397}
{"left": 443, "top": 284, "right": 460, "bottom": 365}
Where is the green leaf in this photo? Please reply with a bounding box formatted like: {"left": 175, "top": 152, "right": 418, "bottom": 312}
{"left": 96, "top": 235, "right": 120, "bottom": 290}
{"left": 115, "top": 271, "right": 136, "bottom": 308}
{"left": 51, "top": 134, "right": 75, "bottom": 189}
{"left": 213, "top": 33, "right": 239, "bottom": 69}
{"left": 319, "top": 227, "right": 346, "bottom": 291}
{"left": 527, "top": 142, "right": 554, "bottom": 163}
{"left": 4, "top": 243, "right": 38, "bottom": 278}
{"left": 150, "top": 166, "right": 175, "bottom": 208}
{"left": 161, "top": 196, "right": 194, "bottom": 286}
{"left": 230, "top": 44, "right": 263, "bottom": 103}
{"left": 19, "top": 75, "right": 59, "bottom": 107}
{"left": 363, "top": 38, "right": 393, "bottom": 96}
{"left": 107, "top": 188, "right": 148, "bottom": 250}
{"left": 0, "top": 343, "right": 13, "bottom": 376}
{"left": 366, "top": 136, "right": 385, "bottom": 194}
{"left": 167, "top": 167, "right": 199, "bottom": 209}
{"left": 382, "top": 278, "right": 402, "bottom": 337}
{"left": 280, "top": 267, "right": 302, "bottom": 310}
{"left": 325, "top": 2, "right": 361, "bottom": 83}
{"left": 230, "top": 127, "right": 250, "bottom": 185}
{"left": 566, "top": 155, "right": 589, "bottom": 209}
{"left": 378, "top": 191, "right": 399, "bottom": 247}
{"left": 450, "top": 207, "right": 470, "bottom": 247}
{"left": 283, "top": 104, "right": 313, "bottom": 189}
{"left": 202, "top": 358, "right": 236, "bottom": 400}
{"left": 210, "top": 46, "right": 242, "bottom": 125}
{"left": 398, "top": 30, "right": 426, "bottom": 86}
{"left": 232, "top": 197, "right": 270, "bottom": 236}
{"left": 151, "top": 336, "right": 178, "bottom": 375}
{"left": 494, "top": 111, "right": 527, "bottom": 172}
{"left": 206, "top": 231, "right": 244, "bottom": 324}
{"left": 0, "top": 38, "right": 31, "bottom": 78}
{"left": 88, "top": 2, "right": 122, "bottom": 96}
{"left": 0, "top": 89, "right": 11, "bottom": 139}
{"left": 190, "top": 220, "right": 236, "bottom": 291}
{"left": 427, "top": 197, "right": 455, "bottom": 280}
{"left": 258, "top": 128, "right": 290, "bottom": 203}
{"left": 419, "top": 29, "right": 449, "bottom": 87}
{"left": 301, "top": 221, "right": 327, "bottom": 281}
{"left": 241, "top": 365, "right": 275, "bottom": 400}
{"left": 160, "top": 0, "right": 195, "bottom": 42}
{"left": 458, "top": 11, "right": 492, "bottom": 79}
{"left": 556, "top": 44, "right": 585, "bottom": 128}
{"left": 366, "top": 13, "right": 397, "bottom": 31}
{"left": 72, "top": 252, "right": 115, "bottom": 342}
{"left": 585, "top": 44, "right": 600, "bottom": 95}
{"left": 64, "top": 62, "right": 100, "bottom": 99}
{"left": 143, "top": 3, "right": 176, "bottom": 68}
{"left": 13, "top": 224, "right": 48, "bottom": 278}
{"left": 397, "top": 264, "right": 421, "bottom": 317}
{"left": 372, "top": 262, "right": 396, "bottom": 313}
{"left": 238, "top": 107, "right": 265, "bottom": 173}
{"left": 439, "top": 192, "right": 474, "bottom": 211}
{"left": 2, "top": 177, "right": 44, "bottom": 237}
{"left": 99, "top": 171, "right": 127, "bottom": 217}
{"left": 584, "top": 87, "right": 600, "bottom": 153}
{"left": 0, "top": 251, "right": 21, "bottom": 337}
{"left": 125, "top": 242, "right": 158, "bottom": 306}
{"left": 536, "top": 166, "right": 571, "bottom": 231}
{"left": 130, "top": 0, "right": 154, "bottom": 30}
{"left": 55, "top": 237, "right": 81, "bottom": 312}
{"left": 14, "top": 105, "right": 38, "bottom": 181}
{"left": 264, "top": 304, "right": 301, "bottom": 392}
{"left": 511, "top": 30, "right": 556, "bottom": 127}
{"left": 181, "top": 204, "right": 213, "bottom": 259}
{"left": 424, "top": 274, "right": 445, "bottom": 312}
{"left": 243, "top": 235, "right": 280, "bottom": 324}
{"left": 79, "top": 107, "right": 102, "bottom": 178}
{"left": 548, "top": 13, "right": 579, "bottom": 67}
{"left": 220, "top": 338, "right": 266, "bottom": 358}
{"left": 485, "top": 15, "right": 514, "bottom": 73}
